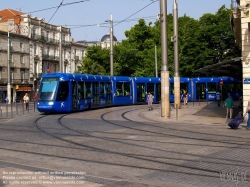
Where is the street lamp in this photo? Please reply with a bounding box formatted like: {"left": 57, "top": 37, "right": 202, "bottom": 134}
{"left": 105, "top": 13, "right": 114, "bottom": 76}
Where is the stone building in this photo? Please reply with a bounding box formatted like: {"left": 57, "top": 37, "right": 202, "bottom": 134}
{"left": 0, "top": 8, "right": 87, "bottom": 103}
{"left": 231, "top": 0, "right": 250, "bottom": 112}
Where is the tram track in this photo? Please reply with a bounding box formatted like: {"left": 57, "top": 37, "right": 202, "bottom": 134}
{"left": 0, "top": 107, "right": 249, "bottom": 185}
{"left": 33, "top": 108, "right": 250, "bottom": 180}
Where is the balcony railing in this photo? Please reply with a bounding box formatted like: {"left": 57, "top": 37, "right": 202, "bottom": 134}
{"left": 42, "top": 55, "right": 59, "bottom": 61}
{"left": 62, "top": 41, "right": 72, "bottom": 46}
{"left": 33, "top": 73, "right": 43, "bottom": 78}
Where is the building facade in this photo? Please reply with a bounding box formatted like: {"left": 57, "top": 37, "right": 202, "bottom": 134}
{"left": 231, "top": 0, "right": 250, "bottom": 112}
{"left": 0, "top": 8, "right": 87, "bottom": 103}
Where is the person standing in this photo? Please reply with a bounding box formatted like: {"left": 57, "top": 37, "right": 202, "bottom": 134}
{"left": 147, "top": 92, "right": 154, "bottom": 111}
{"left": 224, "top": 95, "right": 234, "bottom": 119}
{"left": 216, "top": 91, "right": 221, "bottom": 107}
{"left": 245, "top": 98, "right": 250, "bottom": 130}
{"left": 23, "top": 93, "right": 29, "bottom": 110}
{"left": 182, "top": 91, "right": 187, "bottom": 106}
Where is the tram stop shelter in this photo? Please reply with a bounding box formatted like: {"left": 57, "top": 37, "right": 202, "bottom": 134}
{"left": 196, "top": 57, "right": 242, "bottom": 79}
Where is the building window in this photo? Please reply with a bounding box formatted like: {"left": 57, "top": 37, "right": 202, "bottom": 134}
{"left": 20, "top": 55, "right": 24, "bottom": 64}
{"left": 10, "top": 54, "right": 13, "bottom": 63}
{"left": 20, "top": 42, "right": 23, "bottom": 52}
{"left": 34, "top": 44, "right": 37, "bottom": 55}
{"left": 82, "top": 50, "right": 84, "bottom": 58}
{"left": 20, "top": 69, "right": 25, "bottom": 83}
{"left": 53, "top": 64, "right": 56, "bottom": 72}
{"left": 46, "top": 31, "right": 49, "bottom": 39}
{"left": 75, "top": 62, "right": 77, "bottom": 72}
{"left": 34, "top": 62, "right": 37, "bottom": 75}
{"left": 64, "top": 65, "right": 67, "bottom": 73}
{"left": 64, "top": 50, "right": 66, "bottom": 59}
{"left": 10, "top": 69, "right": 14, "bottom": 83}
{"left": 53, "top": 47, "right": 56, "bottom": 57}
{"left": 47, "top": 47, "right": 49, "bottom": 56}
{"left": 53, "top": 33, "right": 55, "bottom": 40}
{"left": 32, "top": 28, "right": 36, "bottom": 37}
{"left": 74, "top": 49, "right": 76, "bottom": 57}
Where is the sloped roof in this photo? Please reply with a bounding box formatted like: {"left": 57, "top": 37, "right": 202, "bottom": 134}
{"left": 0, "top": 8, "right": 24, "bottom": 23}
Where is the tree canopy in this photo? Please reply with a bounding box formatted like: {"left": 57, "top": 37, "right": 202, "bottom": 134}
{"left": 76, "top": 5, "right": 240, "bottom": 77}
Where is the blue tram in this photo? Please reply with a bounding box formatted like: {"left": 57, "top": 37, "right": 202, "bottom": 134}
{"left": 36, "top": 73, "right": 242, "bottom": 113}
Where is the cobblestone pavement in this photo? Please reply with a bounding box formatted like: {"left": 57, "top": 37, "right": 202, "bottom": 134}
{"left": 0, "top": 102, "right": 249, "bottom": 187}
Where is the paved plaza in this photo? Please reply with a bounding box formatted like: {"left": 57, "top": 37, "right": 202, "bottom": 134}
{"left": 0, "top": 101, "right": 249, "bottom": 187}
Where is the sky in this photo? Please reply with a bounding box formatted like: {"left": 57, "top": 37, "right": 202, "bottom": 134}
{"left": 1, "top": 0, "right": 230, "bottom": 42}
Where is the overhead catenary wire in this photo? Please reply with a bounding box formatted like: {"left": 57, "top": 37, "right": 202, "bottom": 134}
{"left": 48, "top": 0, "right": 64, "bottom": 23}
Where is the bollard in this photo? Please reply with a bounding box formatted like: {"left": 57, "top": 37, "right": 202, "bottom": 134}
{"left": 16, "top": 102, "right": 18, "bottom": 116}
{"left": 6, "top": 104, "right": 8, "bottom": 119}
{"left": 22, "top": 102, "right": 24, "bottom": 115}
{"left": 11, "top": 102, "right": 13, "bottom": 118}
{"left": 207, "top": 100, "right": 208, "bottom": 105}
{"left": 34, "top": 101, "right": 35, "bottom": 112}
{"left": 199, "top": 97, "right": 200, "bottom": 106}
{"left": 176, "top": 103, "right": 178, "bottom": 121}
{"left": 28, "top": 103, "right": 29, "bottom": 113}
{"left": 0, "top": 107, "right": 2, "bottom": 120}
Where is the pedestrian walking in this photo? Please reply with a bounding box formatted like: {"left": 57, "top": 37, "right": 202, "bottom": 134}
{"left": 224, "top": 95, "right": 234, "bottom": 119}
{"left": 147, "top": 92, "right": 154, "bottom": 111}
{"left": 216, "top": 91, "right": 221, "bottom": 107}
{"left": 4, "top": 96, "right": 8, "bottom": 104}
{"left": 245, "top": 98, "right": 250, "bottom": 130}
{"left": 182, "top": 91, "right": 187, "bottom": 106}
{"left": 23, "top": 93, "right": 29, "bottom": 110}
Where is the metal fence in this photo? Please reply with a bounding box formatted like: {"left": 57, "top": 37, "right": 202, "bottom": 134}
{"left": 0, "top": 101, "right": 37, "bottom": 121}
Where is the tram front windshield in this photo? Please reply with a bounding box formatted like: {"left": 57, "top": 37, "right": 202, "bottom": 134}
{"left": 39, "top": 77, "right": 58, "bottom": 101}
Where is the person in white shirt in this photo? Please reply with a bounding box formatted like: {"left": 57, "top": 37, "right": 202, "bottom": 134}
{"left": 23, "top": 93, "right": 29, "bottom": 110}
{"left": 216, "top": 91, "right": 221, "bottom": 107}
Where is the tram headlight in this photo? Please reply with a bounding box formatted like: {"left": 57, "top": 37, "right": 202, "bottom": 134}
{"left": 48, "top": 102, "right": 54, "bottom": 105}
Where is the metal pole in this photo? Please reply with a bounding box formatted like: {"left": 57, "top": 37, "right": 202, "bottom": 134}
{"left": 59, "top": 26, "right": 62, "bottom": 72}
{"left": 160, "top": 0, "right": 170, "bottom": 118}
{"left": 191, "top": 78, "right": 194, "bottom": 106}
{"left": 155, "top": 44, "right": 158, "bottom": 77}
{"left": 176, "top": 103, "right": 178, "bottom": 120}
{"left": 7, "top": 32, "right": 11, "bottom": 104}
{"left": 11, "top": 102, "right": 13, "bottom": 118}
{"left": 16, "top": 102, "right": 18, "bottom": 116}
{"left": 110, "top": 13, "right": 114, "bottom": 76}
{"left": 6, "top": 104, "right": 8, "bottom": 119}
{"left": 173, "top": 0, "right": 180, "bottom": 109}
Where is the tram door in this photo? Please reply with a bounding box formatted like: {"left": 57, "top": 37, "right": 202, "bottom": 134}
{"left": 196, "top": 83, "right": 206, "bottom": 100}
{"left": 156, "top": 83, "right": 161, "bottom": 102}
{"left": 93, "top": 82, "right": 99, "bottom": 106}
{"left": 137, "top": 83, "right": 146, "bottom": 102}
{"left": 106, "top": 82, "right": 112, "bottom": 105}
{"left": 71, "top": 82, "right": 77, "bottom": 110}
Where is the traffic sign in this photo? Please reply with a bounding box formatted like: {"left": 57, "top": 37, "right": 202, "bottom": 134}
{"left": 219, "top": 80, "right": 223, "bottom": 86}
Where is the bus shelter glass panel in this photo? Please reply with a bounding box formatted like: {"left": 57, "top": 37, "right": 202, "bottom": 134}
{"left": 196, "top": 83, "right": 206, "bottom": 100}
{"left": 136, "top": 83, "right": 146, "bottom": 102}
{"left": 93, "top": 82, "right": 99, "bottom": 106}
{"left": 156, "top": 83, "right": 161, "bottom": 101}
{"left": 106, "top": 82, "right": 112, "bottom": 105}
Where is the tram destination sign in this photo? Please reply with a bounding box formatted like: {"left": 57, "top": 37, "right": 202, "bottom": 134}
{"left": 243, "top": 78, "right": 250, "bottom": 84}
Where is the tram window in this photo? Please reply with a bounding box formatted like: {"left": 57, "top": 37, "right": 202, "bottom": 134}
{"left": 207, "top": 83, "right": 216, "bottom": 94}
{"left": 56, "top": 81, "right": 69, "bottom": 101}
{"left": 78, "top": 82, "right": 85, "bottom": 99}
{"left": 100, "top": 82, "right": 105, "bottom": 96}
{"left": 85, "top": 82, "right": 92, "bottom": 98}
{"left": 228, "top": 82, "right": 237, "bottom": 93}
{"left": 124, "top": 83, "right": 130, "bottom": 96}
{"left": 180, "top": 83, "right": 188, "bottom": 94}
{"left": 40, "top": 78, "right": 58, "bottom": 101}
{"left": 170, "top": 83, "right": 174, "bottom": 94}
{"left": 156, "top": 83, "right": 161, "bottom": 101}
{"left": 116, "top": 82, "right": 130, "bottom": 96}
{"left": 147, "top": 83, "right": 154, "bottom": 95}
